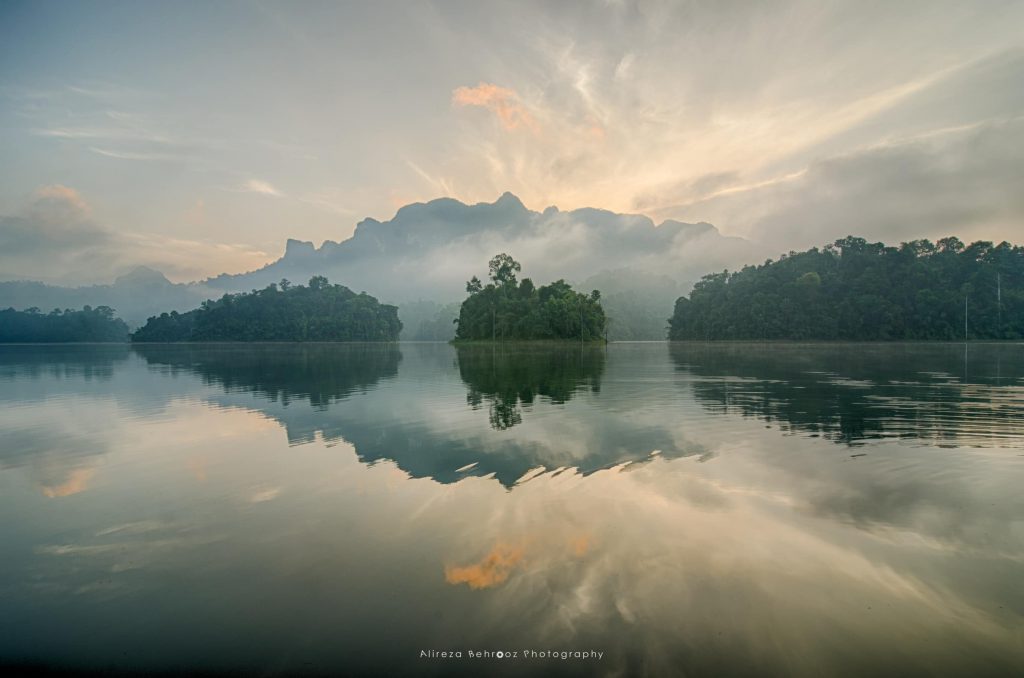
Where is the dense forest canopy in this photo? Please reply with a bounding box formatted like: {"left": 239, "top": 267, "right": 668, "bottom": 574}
{"left": 0, "top": 306, "right": 130, "bottom": 342}
{"left": 132, "top": 276, "right": 401, "bottom": 342}
{"left": 454, "top": 254, "right": 606, "bottom": 341}
{"left": 669, "top": 237, "right": 1024, "bottom": 340}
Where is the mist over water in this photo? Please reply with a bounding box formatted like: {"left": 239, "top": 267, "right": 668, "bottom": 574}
{"left": 1, "top": 343, "right": 1022, "bottom": 675}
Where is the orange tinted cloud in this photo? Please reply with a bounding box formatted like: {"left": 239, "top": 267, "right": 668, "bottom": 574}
{"left": 445, "top": 542, "right": 525, "bottom": 589}
{"left": 452, "top": 83, "right": 537, "bottom": 132}
{"left": 41, "top": 468, "right": 95, "bottom": 498}
{"left": 569, "top": 534, "right": 592, "bottom": 557}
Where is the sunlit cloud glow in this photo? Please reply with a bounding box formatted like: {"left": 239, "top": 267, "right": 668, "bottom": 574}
{"left": 452, "top": 83, "right": 537, "bottom": 132}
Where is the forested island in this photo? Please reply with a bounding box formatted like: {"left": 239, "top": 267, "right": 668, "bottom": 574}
{"left": 454, "top": 254, "right": 606, "bottom": 341}
{"left": 0, "top": 306, "right": 130, "bottom": 342}
{"left": 669, "top": 237, "right": 1024, "bottom": 340}
{"left": 132, "top": 276, "right": 401, "bottom": 342}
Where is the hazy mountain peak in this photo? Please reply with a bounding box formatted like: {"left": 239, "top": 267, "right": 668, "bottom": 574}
{"left": 207, "top": 192, "right": 759, "bottom": 305}
{"left": 493, "top": 191, "right": 526, "bottom": 209}
{"left": 113, "top": 266, "right": 171, "bottom": 287}
{"left": 658, "top": 220, "right": 718, "bottom": 236}
{"left": 285, "top": 238, "right": 316, "bottom": 257}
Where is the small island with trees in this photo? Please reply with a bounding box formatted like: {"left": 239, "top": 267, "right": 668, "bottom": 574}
{"left": 132, "top": 276, "right": 401, "bottom": 342}
{"left": 454, "top": 254, "right": 606, "bottom": 342}
{"left": 669, "top": 237, "right": 1023, "bottom": 341}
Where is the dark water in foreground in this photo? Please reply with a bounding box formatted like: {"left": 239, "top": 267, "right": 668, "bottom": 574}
{"left": 1, "top": 342, "right": 1022, "bottom": 676}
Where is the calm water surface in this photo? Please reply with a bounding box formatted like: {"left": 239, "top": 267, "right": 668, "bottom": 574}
{"left": 1, "top": 342, "right": 1022, "bottom": 676}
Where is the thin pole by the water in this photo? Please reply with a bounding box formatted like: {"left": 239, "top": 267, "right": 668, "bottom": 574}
{"left": 964, "top": 295, "right": 968, "bottom": 342}
{"left": 998, "top": 273, "right": 1002, "bottom": 337}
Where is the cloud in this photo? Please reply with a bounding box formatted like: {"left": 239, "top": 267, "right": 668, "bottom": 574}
{"left": 452, "top": 82, "right": 537, "bottom": 132}
{"left": 633, "top": 171, "right": 742, "bottom": 211}
{"left": 31, "top": 184, "right": 92, "bottom": 218}
{"left": 240, "top": 179, "right": 284, "bottom": 197}
{"left": 89, "top": 146, "right": 183, "bottom": 162}
{"left": 0, "top": 186, "right": 116, "bottom": 282}
{"left": 0, "top": 186, "right": 273, "bottom": 285}
{"left": 298, "top": 192, "right": 356, "bottom": 216}
{"left": 657, "top": 117, "right": 1024, "bottom": 250}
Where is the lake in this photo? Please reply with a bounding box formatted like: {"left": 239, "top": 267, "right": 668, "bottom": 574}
{"left": 1, "top": 342, "right": 1022, "bottom": 676}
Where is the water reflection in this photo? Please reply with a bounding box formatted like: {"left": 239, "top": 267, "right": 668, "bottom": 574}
{"left": 0, "top": 344, "right": 129, "bottom": 383}
{"left": 1, "top": 343, "right": 1022, "bottom": 676}
{"left": 122, "top": 343, "right": 697, "bottom": 487}
{"left": 670, "top": 342, "right": 1024, "bottom": 446}
{"left": 133, "top": 343, "right": 401, "bottom": 407}
{"left": 457, "top": 344, "right": 604, "bottom": 430}
{"left": 0, "top": 346, "right": 132, "bottom": 498}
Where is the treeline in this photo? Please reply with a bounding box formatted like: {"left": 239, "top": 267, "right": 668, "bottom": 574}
{"left": 454, "top": 254, "right": 606, "bottom": 341}
{"left": 132, "top": 276, "right": 401, "bottom": 342}
{"left": 669, "top": 237, "right": 1024, "bottom": 340}
{"left": 0, "top": 306, "right": 130, "bottom": 342}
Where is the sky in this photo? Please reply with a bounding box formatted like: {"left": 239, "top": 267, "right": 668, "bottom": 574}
{"left": 1, "top": 0, "right": 1023, "bottom": 284}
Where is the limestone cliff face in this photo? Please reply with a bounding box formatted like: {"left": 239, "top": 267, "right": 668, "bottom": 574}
{"left": 204, "top": 192, "right": 758, "bottom": 305}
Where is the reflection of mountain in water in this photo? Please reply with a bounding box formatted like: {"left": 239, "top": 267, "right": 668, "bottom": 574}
{"left": 457, "top": 345, "right": 605, "bottom": 430}
{"left": 133, "top": 344, "right": 401, "bottom": 408}
{"left": 670, "top": 342, "right": 1024, "bottom": 447}
{"left": 131, "top": 343, "right": 696, "bottom": 487}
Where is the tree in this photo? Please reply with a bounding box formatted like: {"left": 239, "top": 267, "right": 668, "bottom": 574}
{"left": 455, "top": 254, "right": 606, "bottom": 341}
{"left": 0, "top": 306, "right": 131, "bottom": 342}
{"left": 488, "top": 253, "right": 521, "bottom": 287}
{"left": 668, "top": 235, "right": 1024, "bottom": 341}
{"left": 132, "top": 276, "right": 401, "bottom": 342}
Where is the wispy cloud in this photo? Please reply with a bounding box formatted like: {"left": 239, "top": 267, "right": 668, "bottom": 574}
{"left": 239, "top": 179, "right": 284, "bottom": 197}
{"left": 35, "top": 125, "right": 174, "bottom": 143}
{"left": 298, "top": 191, "right": 355, "bottom": 215}
{"left": 452, "top": 82, "right": 537, "bottom": 132}
{"left": 406, "top": 160, "right": 456, "bottom": 197}
{"left": 0, "top": 185, "right": 274, "bottom": 285}
{"left": 89, "top": 146, "right": 182, "bottom": 161}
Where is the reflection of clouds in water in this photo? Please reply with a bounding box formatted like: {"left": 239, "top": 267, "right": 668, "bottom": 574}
{"left": 40, "top": 467, "right": 95, "bottom": 498}
{"left": 427, "top": 453, "right": 1021, "bottom": 675}
{"left": 445, "top": 542, "right": 525, "bottom": 590}
{"left": 0, "top": 401, "right": 114, "bottom": 498}
{"left": 248, "top": 486, "right": 282, "bottom": 503}
{"left": 2, "top": 344, "right": 1022, "bottom": 674}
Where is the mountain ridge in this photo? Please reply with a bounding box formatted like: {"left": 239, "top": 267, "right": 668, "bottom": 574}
{"left": 1, "top": 192, "right": 759, "bottom": 337}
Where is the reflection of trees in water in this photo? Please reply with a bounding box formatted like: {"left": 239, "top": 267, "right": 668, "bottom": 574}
{"left": 670, "top": 342, "right": 1024, "bottom": 446}
{"left": 0, "top": 346, "right": 131, "bottom": 497}
{"left": 0, "top": 345, "right": 130, "bottom": 383}
{"left": 133, "top": 344, "right": 401, "bottom": 408}
{"left": 456, "top": 345, "right": 606, "bottom": 430}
